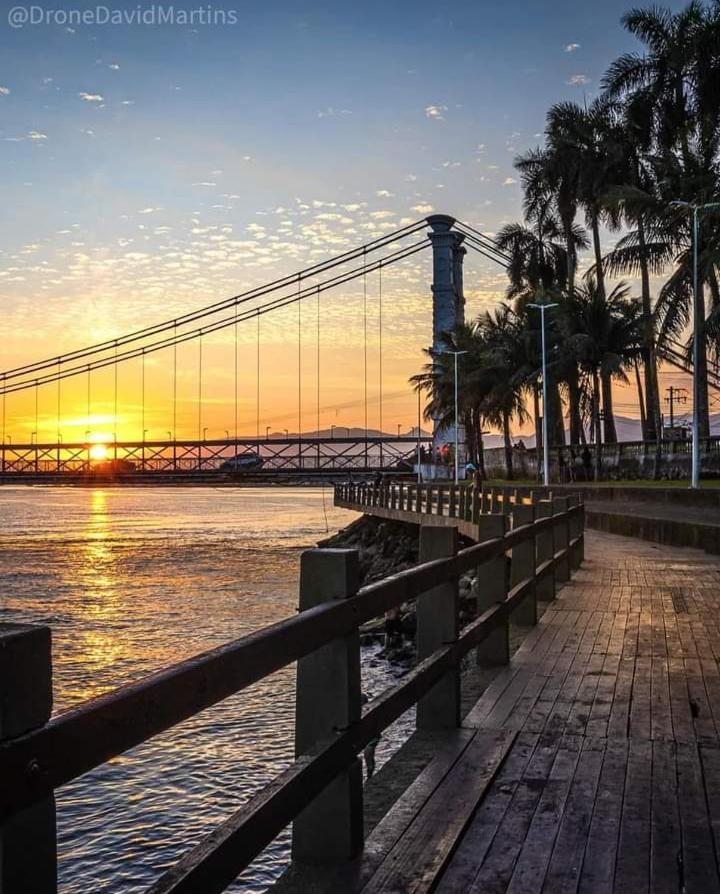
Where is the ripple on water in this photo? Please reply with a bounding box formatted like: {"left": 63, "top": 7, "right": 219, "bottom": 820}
{"left": 0, "top": 487, "right": 413, "bottom": 892}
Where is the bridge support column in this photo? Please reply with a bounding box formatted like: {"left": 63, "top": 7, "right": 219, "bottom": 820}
{"left": 427, "top": 216, "right": 466, "bottom": 468}
{"left": 293, "top": 549, "right": 363, "bottom": 861}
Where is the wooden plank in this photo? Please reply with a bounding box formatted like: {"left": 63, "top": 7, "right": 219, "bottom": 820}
{"left": 332, "top": 729, "right": 478, "bottom": 892}
{"left": 541, "top": 737, "right": 605, "bottom": 894}
{"left": 505, "top": 735, "right": 583, "bottom": 894}
{"left": 614, "top": 737, "right": 652, "bottom": 894}
{"left": 464, "top": 735, "right": 562, "bottom": 894}
{"left": 360, "top": 729, "right": 516, "bottom": 894}
{"left": 436, "top": 733, "right": 539, "bottom": 893}
{"left": 578, "top": 738, "right": 628, "bottom": 893}
{"left": 676, "top": 742, "right": 720, "bottom": 892}
{"left": 649, "top": 740, "right": 681, "bottom": 894}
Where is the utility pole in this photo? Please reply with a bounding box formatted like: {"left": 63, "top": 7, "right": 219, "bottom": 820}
{"left": 664, "top": 386, "right": 688, "bottom": 431}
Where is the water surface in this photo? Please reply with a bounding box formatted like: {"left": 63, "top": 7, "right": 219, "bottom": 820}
{"left": 0, "top": 486, "right": 410, "bottom": 892}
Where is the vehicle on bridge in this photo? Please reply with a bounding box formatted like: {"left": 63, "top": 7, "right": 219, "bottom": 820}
{"left": 219, "top": 452, "right": 265, "bottom": 473}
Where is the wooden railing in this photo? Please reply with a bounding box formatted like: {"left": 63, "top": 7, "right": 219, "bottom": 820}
{"left": 0, "top": 488, "right": 584, "bottom": 894}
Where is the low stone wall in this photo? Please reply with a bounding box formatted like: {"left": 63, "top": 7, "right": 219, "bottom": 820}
{"left": 483, "top": 441, "right": 720, "bottom": 481}
{"left": 585, "top": 508, "right": 720, "bottom": 554}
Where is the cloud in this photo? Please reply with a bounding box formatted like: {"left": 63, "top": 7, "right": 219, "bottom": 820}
{"left": 79, "top": 92, "right": 104, "bottom": 102}
{"left": 411, "top": 203, "right": 434, "bottom": 214}
{"left": 317, "top": 107, "right": 352, "bottom": 118}
{"left": 502, "top": 177, "right": 517, "bottom": 186}
{"left": 424, "top": 105, "right": 447, "bottom": 121}
{"left": 567, "top": 74, "right": 590, "bottom": 86}
{"left": 376, "top": 189, "right": 395, "bottom": 198}
{"left": 192, "top": 182, "right": 216, "bottom": 187}
{"left": 0, "top": 86, "right": 9, "bottom": 96}
{"left": 28, "top": 131, "right": 48, "bottom": 141}
{"left": 109, "top": 63, "right": 120, "bottom": 70}
{"left": 565, "top": 43, "right": 580, "bottom": 52}
{"left": 138, "top": 207, "right": 158, "bottom": 214}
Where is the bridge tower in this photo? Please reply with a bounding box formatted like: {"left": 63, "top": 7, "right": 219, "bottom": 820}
{"left": 427, "top": 214, "right": 466, "bottom": 468}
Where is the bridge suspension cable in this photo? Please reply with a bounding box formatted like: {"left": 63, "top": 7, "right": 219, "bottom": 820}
{"left": 1, "top": 219, "right": 429, "bottom": 386}
{"left": 0, "top": 238, "right": 430, "bottom": 397}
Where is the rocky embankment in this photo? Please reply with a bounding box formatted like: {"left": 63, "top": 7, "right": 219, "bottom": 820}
{"left": 318, "top": 515, "right": 479, "bottom": 644}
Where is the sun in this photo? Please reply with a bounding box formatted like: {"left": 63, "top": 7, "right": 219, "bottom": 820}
{"left": 89, "top": 443, "right": 109, "bottom": 462}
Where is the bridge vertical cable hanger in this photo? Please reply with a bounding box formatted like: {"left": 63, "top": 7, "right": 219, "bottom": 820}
{"left": 378, "top": 262, "right": 383, "bottom": 464}
{"left": 363, "top": 247, "right": 368, "bottom": 453}
{"left": 316, "top": 285, "right": 320, "bottom": 442}
{"left": 256, "top": 313, "right": 260, "bottom": 440}
{"left": 172, "top": 325, "right": 177, "bottom": 443}
{"left": 297, "top": 274, "right": 302, "bottom": 451}
{"left": 234, "top": 306, "right": 238, "bottom": 442}
{"left": 198, "top": 334, "right": 203, "bottom": 443}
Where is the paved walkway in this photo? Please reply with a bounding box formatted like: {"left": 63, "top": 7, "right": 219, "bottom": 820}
{"left": 440, "top": 529, "right": 720, "bottom": 893}
{"left": 274, "top": 529, "right": 720, "bottom": 893}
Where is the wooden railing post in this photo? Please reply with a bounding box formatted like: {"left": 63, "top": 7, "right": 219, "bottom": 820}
{"left": 475, "top": 516, "right": 509, "bottom": 666}
{"left": 397, "top": 482, "right": 404, "bottom": 511}
{"left": 566, "top": 495, "right": 583, "bottom": 570}
{"left": 293, "top": 549, "right": 363, "bottom": 861}
{"left": 436, "top": 485, "right": 445, "bottom": 517}
{"left": 490, "top": 488, "right": 501, "bottom": 514}
{"left": 533, "top": 498, "right": 555, "bottom": 601}
{"left": 0, "top": 623, "right": 56, "bottom": 894}
{"left": 552, "top": 497, "right": 570, "bottom": 583}
{"left": 510, "top": 505, "right": 537, "bottom": 626}
{"left": 449, "top": 484, "right": 457, "bottom": 518}
{"left": 473, "top": 484, "right": 482, "bottom": 523}
{"left": 417, "top": 526, "right": 460, "bottom": 729}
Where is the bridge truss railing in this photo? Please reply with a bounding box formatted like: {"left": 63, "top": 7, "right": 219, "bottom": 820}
{"left": 0, "top": 436, "right": 432, "bottom": 475}
{"left": 0, "top": 487, "right": 583, "bottom": 893}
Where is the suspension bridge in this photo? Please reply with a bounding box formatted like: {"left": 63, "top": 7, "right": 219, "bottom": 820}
{"left": 0, "top": 214, "right": 512, "bottom": 479}
{"left": 0, "top": 212, "right": 712, "bottom": 480}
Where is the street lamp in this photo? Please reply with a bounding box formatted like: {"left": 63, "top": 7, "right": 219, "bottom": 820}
{"left": 30, "top": 432, "right": 37, "bottom": 445}
{"left": 331, "top": 424, "right": 336, "bottom": 438}
{"left": 284, "top": 428, "right": 289, "bottom": 438}
{"left": 527, "top": 301, "right": 558, "bottom": 488}
{"left": 225, "top": 429, "right": 230, "bottom": 440}
{"left": 670, "top": 200, "right": 720, "bottom": 488}
{"left": 397, "top": 424, "right": 402, "bottom": 438}
{"left": 440, "top": 350, "right": 468, "bottom": 484}
{"left": 266, "top": 425, "right": 271, "bottom": 439}
{"left": 203, "top": 427, "right": 209, "bottom": 442}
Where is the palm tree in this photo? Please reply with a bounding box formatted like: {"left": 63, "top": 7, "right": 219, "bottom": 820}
{"left": 603, "top": 1, "right": 720, "bottom": 439}
{"left": 564, "top": 281, "right": 642, "bottom": 478}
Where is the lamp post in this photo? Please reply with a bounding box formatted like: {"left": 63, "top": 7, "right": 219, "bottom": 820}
{"left": 266, "top": 425, "right": 271, "bottom": 440}
{"left": 440, "top": 350, "right": 468, "bottom": 484}
{"left": 527, "top": 301, "right": 558, "bottom": 488}
{"left": 397, "top": 423, "right": 401, "bottom": 438}
{"left": 670, "top": 200, "right": 720, "bottom": 488}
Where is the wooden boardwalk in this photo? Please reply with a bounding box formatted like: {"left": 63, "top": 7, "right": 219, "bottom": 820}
{"left": 332, "top": 529, "right": 720, "bottom": 894}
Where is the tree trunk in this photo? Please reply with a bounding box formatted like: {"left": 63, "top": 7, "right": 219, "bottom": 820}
{"left": 567, "top": 366, "right": 583, "bottom": 445}
{"left": 637, "top": 217, "right": 662, "bottom": 447}
{"left": 634, "top": 359, "right": 647, "bottom": 440}
{"left": 592, "top": 369, "right": 602, "bottom": 481}
{"left": 591, "top": 213, "right": 606, "bottom": 301}
{"left": 601, "top": 371, "right": 618, "bottom": 443}
{"left": 502, "top": 411, "right": 514, "bottom": 480}
{"left": 533, "top": 383, "right": 542, "bottom": 482}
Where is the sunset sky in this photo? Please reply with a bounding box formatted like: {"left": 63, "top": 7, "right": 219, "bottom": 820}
{"left": 0, "top": 0, "right": 695, "bottom": 442}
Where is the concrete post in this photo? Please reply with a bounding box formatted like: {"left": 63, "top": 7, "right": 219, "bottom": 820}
{"left": 490, "top": 488, "right": 501, "bottom": 514}
{"left": 474, "top": 516, "right": 509, "bottom": 666}
{"left": 510, "top": 505, "right": 537, "bottom": 626}
{"left": 566, "top": 494, "right": 582, "bottom": 570}
{"left": 449, "top": 485, "right": 457, "bottom": 518}
{"left": 293, "top": 550, "right": 363, "bottom": 861}
{"left": 533, "top": 500, "right": 555, "bottom": 601}
{"left": 552, "top": 497, "right": 570, "bottom": 583}
{"left": 0, "top": 623, "right": 56, "bottom": 894}
{"left": 417, "top": 526, "right": 460, "bottom": 729}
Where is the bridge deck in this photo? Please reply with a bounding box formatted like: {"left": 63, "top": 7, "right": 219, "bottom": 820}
{"left": 293, "top": 529, "right": 720, "bottom": 894}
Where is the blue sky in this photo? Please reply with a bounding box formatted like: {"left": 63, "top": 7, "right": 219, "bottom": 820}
{"left": 0, "top": 0, "right": 692, "bottom": 435}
